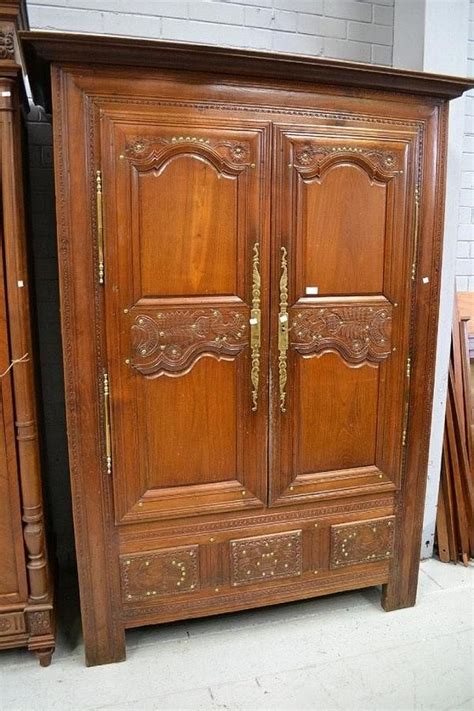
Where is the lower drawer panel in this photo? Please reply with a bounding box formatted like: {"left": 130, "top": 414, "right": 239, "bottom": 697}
{"left": 119, "top": 509, "right": 395, "bottom": 623}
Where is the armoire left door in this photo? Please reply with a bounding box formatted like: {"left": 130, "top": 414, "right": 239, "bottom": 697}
{"left": 99, "top": 111, "right": 271, "bottom": 524}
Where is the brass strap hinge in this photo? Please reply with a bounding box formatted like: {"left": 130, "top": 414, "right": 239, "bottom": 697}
{"left": 103, "top": 371, "right": 112, "bottom": 475}
{"left": 96, "top": 170, "right": 105, "bottom": 285}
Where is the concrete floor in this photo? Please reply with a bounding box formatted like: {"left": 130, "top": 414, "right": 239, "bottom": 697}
{"left": 1, "top": 558, "right": 473, "bottom": 710}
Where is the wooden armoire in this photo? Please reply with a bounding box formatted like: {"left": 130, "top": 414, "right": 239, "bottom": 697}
{"left": 22, "top": 31, "right": 473, "bottom": 667}
{"left": 0, "top": 3, "right": 54, "bottom": 667}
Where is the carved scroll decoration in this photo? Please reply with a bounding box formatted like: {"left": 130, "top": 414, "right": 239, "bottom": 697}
{"left": 130, "top": 307, "right": 248, "bottom": 377}
{"left": 291, "top": 303, "right": 392, "bottom": 365}
{"left": 231, "top": 530, "right": 302, "bottom": 586}
{"left": 293, "top": 143, "right": 400, "bottom": 174}
{"left": 124, "top": 135, "right": 252, "bottom": 165}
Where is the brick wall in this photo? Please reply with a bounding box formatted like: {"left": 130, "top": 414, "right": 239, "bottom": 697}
{"left": 27, "top": 0, "right": 394, "bottom": 64}
{"left": 456, "top": 0, "right": 474, "bottom": 291}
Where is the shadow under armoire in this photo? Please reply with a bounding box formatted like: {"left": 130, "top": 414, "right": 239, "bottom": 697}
{"left": 22, "top": 30, "right": 473, "bottom": 666}
{"left": 0, "top": 3, "right": 54, "bottom": 666}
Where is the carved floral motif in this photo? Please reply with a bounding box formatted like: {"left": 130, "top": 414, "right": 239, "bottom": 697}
{"left": 120, "top": 546, "right": 200, "bottom": 601}
{"left": 0, "top": 30, "right": 14, "bottom": 61}
{"left": 27, "top": 610, "right": 52, "bottom": 636}
{"left": 231, "top": 530, "right": 302, "bottom": 586}
{"left": 291, "top": 304, "right": 392, "bottom": 365}
{"left": 293, "top": 143, "right": 398, "bottom": 172}
{"left": 124, "top": 135, "right": 251, "bottom": 165}
{"left": 130, "top": 308, "right": 248, "bottom": 376}
{"left": 330, "top": 516, "right": 395, "bottom": 568}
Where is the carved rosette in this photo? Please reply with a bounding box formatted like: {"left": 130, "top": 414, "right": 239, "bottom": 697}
{"left": 330, "top": 517, "right": 395, "bottom": 568}
{"left": 0, "top": 30, "right": 14, "bottom": 61}
{"left": 27, "top": 610, "right": 52, "bottom": 636}
{"left": 293, "top": 143, "right": 399, "bottom": 173}
{"left": 120, "top": 546, "right": 200, "bottom": 602}
{"left": 290, "top": 303, "right": 392, "bottom": 365}
{"left": 130, "top": 307, "right": 248, "bottom": 376}
{"left": 230, "top": 530, "right": 303, "bottom": 586}
{"left": 124, "top": 135, "right": 252, "bottom": 166}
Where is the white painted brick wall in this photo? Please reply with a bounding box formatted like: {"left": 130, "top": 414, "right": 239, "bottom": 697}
{"left": 456, "top": 0, "right": 474, "bottom": 291}
{"left": 26, "top": 0, "right": 394, "bottom": 64}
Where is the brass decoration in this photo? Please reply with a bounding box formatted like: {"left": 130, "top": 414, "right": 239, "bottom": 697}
{"left": 0, "top": 30, "right": 15, "bottom": 60}
{"left": 130, "top": 308, "right": 247, "bottom": 377}
{"left": 103, "top": 372, "right": 112, "bottom": 475}
{"left": 96, "top": 170, "right": 104, "bottom": 284}
{"left": 250, "top": 242, "right": 261, "bottom": 412}
{"left": 120, "top": 546, "right": 199, "bottom": 601}
{"left": 230, "top": 530, "right": 302, "bottom": 586}
{"left": 291, "top": 303, "right": 393, "bottom": 365}
{"left": 278, "top": 246, "right": 289, "bottom": 412}
{"left": 411, "top": 185, "right": 420, "bottom": 281}
{"left": 330, "top": 517, "right": 395, "bottom": 568}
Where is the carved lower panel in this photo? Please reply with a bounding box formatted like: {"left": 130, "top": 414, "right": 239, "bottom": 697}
{"left": 330, "top": 516, "right": 395, "bottom": 568}
{"left": 130, "top": 307, "right": 248, "bottom": 376}
{"left": 0, "top": 612, "right": 25, "bottom": 636}
{"left": 230, "top": 530, "right": 302, "bottom": 586}
{"left": 27, "top": 609, "right": 53, "bottom": 636}
{"left": 291, "top": 302, "right": 392, "bottom": 364}
{"left": 120, "top": 545, "right": 200, "bottom": 601}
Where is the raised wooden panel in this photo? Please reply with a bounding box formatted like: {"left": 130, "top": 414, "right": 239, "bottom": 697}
{"left": 0, "top": 612, "right": 25, "bottom": 636}
{"left": 297, "top": 354, "right": 379, "bottom": 474}
{"left": 143, "top": 358, "right": 237, "bottom": 489}
{"left": 135, "top": 153, "right": 238, "bottom": 298}
{"left": 120, "top": 545, "right": 200, "bottom": 601}
{"left": 298, "top": 164, "right": 387, "bottom": 295}
{"left": 230, "top": 530, "right": 303, "bottom": 586}
{"left": 330, "top": 516, "right": 395, "bottom": 568}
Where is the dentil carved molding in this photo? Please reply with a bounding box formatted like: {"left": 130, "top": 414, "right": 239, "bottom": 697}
{"left": 130, "top": 307, "right": 248, "bottom": 376}
{"left": 290, "top": 303, "right": 393, "bottom": 365}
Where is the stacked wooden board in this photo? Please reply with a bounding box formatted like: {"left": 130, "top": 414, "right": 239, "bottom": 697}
{"left": 436, "top": 299, "right": 474, "bottom": 564}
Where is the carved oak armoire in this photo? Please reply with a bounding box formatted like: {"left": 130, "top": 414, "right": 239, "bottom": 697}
{"left": 22, "top": 30, "right": 473, "bottom": 666}
{"left": 0, "top": 4, "right": 54, "bottom": 667}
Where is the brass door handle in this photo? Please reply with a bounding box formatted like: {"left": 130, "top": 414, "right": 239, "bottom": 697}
{"left": 278, "top": 246, "right": 289, "bottom": 412}
{"left": 250, "top": 242, "right": 261, "bottom": 411}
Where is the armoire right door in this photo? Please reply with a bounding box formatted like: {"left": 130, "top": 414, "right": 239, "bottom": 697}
{"left": 270, "top": 127, "right": 415, "bottom": 506}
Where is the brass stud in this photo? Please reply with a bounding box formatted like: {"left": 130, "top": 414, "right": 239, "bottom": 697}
{"left": 250, "top": 163, "right": 256, "bottom": 168}
{"left": 392, "top": 347, "right": 397, "bottom": 352}
{"left": 241, "top": 490, "right": 246, "bottom": 496}
{"left": 215, "top": 587, "right": 220, "bottom": 593}
{"left": 379, "top": 474, "right": 383, "bottom": 479}
{"left": 126, "top": 560, "right": 131, "bottom": 565}
{"left": 289, "top": 485, "right": 294, "bottom": 491}
{"left": 247, "top": 570, "right": 251, "bottom": 575}
{"left": 284, "top": 563, "right": 289, "bottom": 568}
{"left": 125, "top": 358, "right": 130, "bottom": 365}
{"left": 123, "top": 308, "right": 129, "bottom": 314}
{"left": 138, "top": 502, "right": 143, "bottom": 507}
{"left": 119, "top": 154, "right": 124, "bottom": 159}
{"left": 146, "top": 591, "right": 151, "bottom": 596}
{"left": 127, "top": 594, "right": 132, "bottom": 599}
{"left": 386, "top": 551, "right": 391, "bottom": 556}
{"left": 314, "top": 523, "right": 318, "bottom": 528}
{"left": 145, "top": 561, "right": 150, "bottom": 566}
{"left": 152, "top": 591, "right": 157, "bottom": 595}
{"left": 176, "top": 581, "right": 181, "bottom": 587}
{"left": 210, "top": 537, "right": 215, "bottom": 543}
{"left": 394, "top": 302, "right": 399, "bottom": 307}
{"left": 190, "top": 584, "right": 195, "bottom": 589}
{"left": 314, "top": 570, "right": 318, "bottom": 575}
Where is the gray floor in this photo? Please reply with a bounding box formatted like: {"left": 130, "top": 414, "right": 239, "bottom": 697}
{"left": 1, "top": 558, "right": 473, "bottom": 711}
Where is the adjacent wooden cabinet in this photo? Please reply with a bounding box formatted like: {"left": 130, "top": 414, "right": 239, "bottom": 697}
{"left": 22, "top": 31, "right": 474, "bottom": 666}
{"left": 0, "top": 4, "right": 54, "bottom": 666}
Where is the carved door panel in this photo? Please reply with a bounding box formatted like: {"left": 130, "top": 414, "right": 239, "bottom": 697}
{"left": 270, "top": 128, "right": 415, "bottom": 506}
{"left": 100, "top": 115, "right": 270, "bottom": 523}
